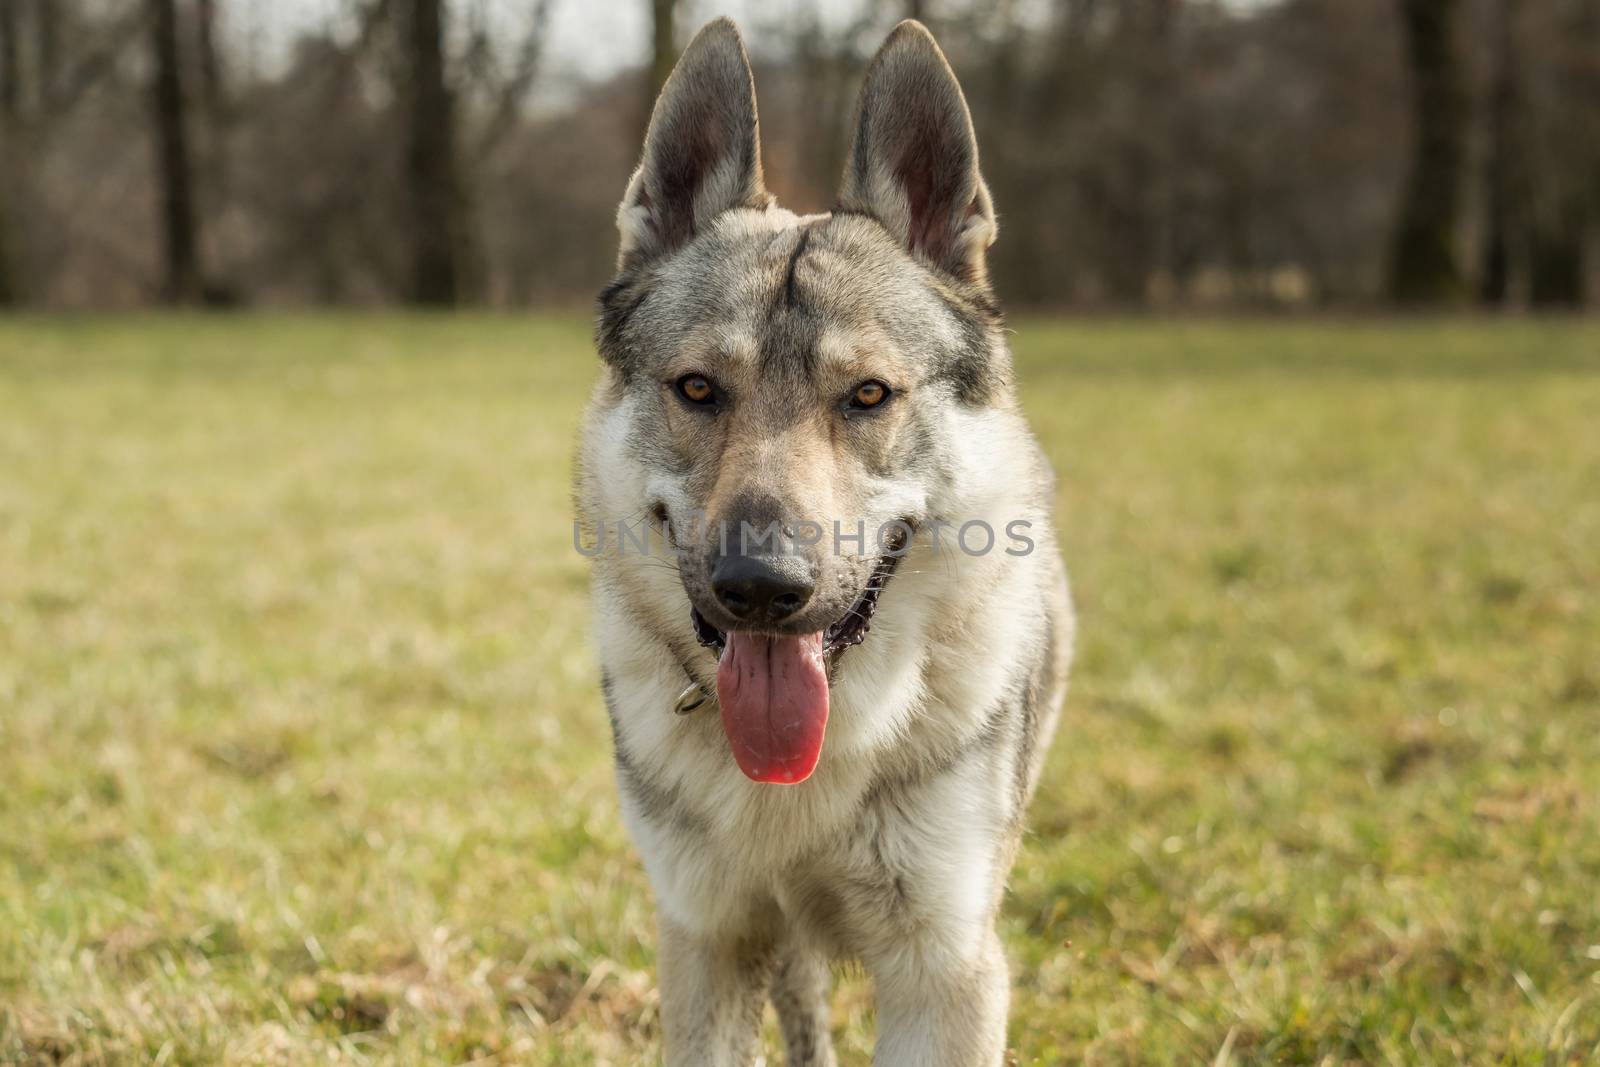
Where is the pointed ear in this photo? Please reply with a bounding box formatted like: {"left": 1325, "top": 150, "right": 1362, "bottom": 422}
{"left": 837, "top": 21, "right": 996, "bottom": 283}
{"left": 616, "top": 18, "right": 768, "bottom": 267}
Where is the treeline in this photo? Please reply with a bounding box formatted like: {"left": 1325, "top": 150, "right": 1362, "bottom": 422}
{"left": 0, "top": 0, "right": 1595, "bottom": 310}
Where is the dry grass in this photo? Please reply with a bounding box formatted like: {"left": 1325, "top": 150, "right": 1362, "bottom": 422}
{"left": 1, "top": 315, "right": 1597, "bottom": 1065}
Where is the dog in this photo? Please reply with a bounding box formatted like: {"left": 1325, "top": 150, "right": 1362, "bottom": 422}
{"left": 577, "top": 17, "right": 1073, "bottom": 1066}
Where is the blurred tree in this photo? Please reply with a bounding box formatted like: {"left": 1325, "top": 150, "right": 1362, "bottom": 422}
{"left": 468, "top": 0, "right": 555, "bottom": 162}
{"left": 1387, "top": 0, "right": 1466, "bottom": 303}
{"left": 780, "top": 1, "right": 864, "bottom": 208}
{"left": 650, "top": 0, "right": 677, "bottom": 99}
{"left": 0, "top": 1, "right": 138, "bottom": 306}
{"left": 0, "top": 0, "right": 18, "bottom": 304}
{"left": 194, "top": 0, "right": 226, "bottom": 171}
{"left": 0, "top": 0, "right": 1587, "bottom": 310}
{"left": 1478, "top": 0, "right": 1518, "bottom": 305}
{"left": 0, "top": 194, "right": 11, "bottom": 307}
{"left": 34, "top": 0, "right": 56, "bottom": 98}
{"left": 460, "top": 0, "right": 556, "bottom": 301}
{"left": 1110, "top": 0, "right": 1178, "bottom": 303}
{"left": 192, "top": 0, "right": 238, "bottom": 302}
{"left": 148, "top": 0, "right": 204, "bottom": 303}
{"left": 1523, "top": 0, "right": 1595, "bottom": 306}
{"left": 241, "top": 19, "right": 406, "bottom": 304}
{"left": 403, "top": 0, "right": 461, "bottom": 306}
{"left": 0, "top": 1, "right": 17, "bottom": 119}
{"left": 195, "top": 0, "right": 221, "bottom": 115}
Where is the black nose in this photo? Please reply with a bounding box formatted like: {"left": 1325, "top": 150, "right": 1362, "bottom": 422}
{"left": 711, "top": 553, "right": 815, "bottom": 624}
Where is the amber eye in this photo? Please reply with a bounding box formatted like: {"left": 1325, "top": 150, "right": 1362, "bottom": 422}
{"left": 676, "top": 374, "right": 717, "bottom": 406}
{"left": 849, "top": 380, "right": 891, "bottom": 410}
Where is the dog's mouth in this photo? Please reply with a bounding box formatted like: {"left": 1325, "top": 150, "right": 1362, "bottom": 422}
{"left": 689, "top": 550, "right": 902, "bottom": 659}
{"left": 686, "top": 550, "right": 904, "bottom": 787}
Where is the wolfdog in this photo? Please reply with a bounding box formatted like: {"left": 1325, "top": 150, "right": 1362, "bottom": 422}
{"left": 577, "top": 17, "right": 1073, "bottom": 1066}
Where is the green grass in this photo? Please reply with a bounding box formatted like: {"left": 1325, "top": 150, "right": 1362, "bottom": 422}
{"left": 1, "top": 315, "right": 1597, "bottom": 1065}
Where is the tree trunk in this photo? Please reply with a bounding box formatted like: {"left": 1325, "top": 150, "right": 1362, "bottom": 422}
{"left": 1527, "top": 225, "right": 1584, "bottom": 306}
{"left": 404, "top": 0, "right": 460, "bottom": 307}
{"left": 193, "top": 0, "right": 236, "bottom": 300}
{"left": 1477, "top": 0, "right": 1516, "bottom": 305}
{"left": 1, "top": 0, "right": 18, "bottom": 119}
{"left": 1587, "top": 0, "right": 1600, "bottom": 305}
{"left": 1102, "top": 0, "right": 1178, "bottom": 304}
{"left": 0, "top": 148, "right": 14, "bottom": 306}
{"left": 0, "top": 0, "right": 18, "bottom": 305}
{"left": 649, "top": 0, "right": 677, "bottom": 99}
{"left": 1526, "top": 0, "right": 1596, "bottom": 307}
{"left": 147, "top": 0, "right": 203, "bottom": 304}
{"left": 0, "top": 184, "right": 12, "bottom": 306}
{"left": 195, "top": 0, "right": 221, "bottom": 115}
{"left": 1387, "top": 0, "right": 1467, "bottom": 303}
{"left": 33, "top": 0, "right": 56, "bottom": 104}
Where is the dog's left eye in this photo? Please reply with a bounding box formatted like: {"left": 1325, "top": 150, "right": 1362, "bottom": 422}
{"left": 675, "top": 374, "right": 718, "bottom": 407}
{"left": 848, "top": 380, "right": 891, "bottom": 410}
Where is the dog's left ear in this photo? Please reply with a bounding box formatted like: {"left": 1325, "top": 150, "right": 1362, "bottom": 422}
{"left": 838, "top": 21, "right": 996, "bottom": 284}
{"left": 616, "top": 18, "right": 769, "bottom": 268}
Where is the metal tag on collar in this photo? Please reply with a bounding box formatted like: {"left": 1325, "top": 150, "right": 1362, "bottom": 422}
{"left": 673, "top": 681, "right": 709, "bottom": 716}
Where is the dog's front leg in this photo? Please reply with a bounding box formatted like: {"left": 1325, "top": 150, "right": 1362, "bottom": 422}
{"left": 867, "top": 925, "right": 1010, "bottom": 1067}
{"left": 657, "top": 917, "right": 773, "bottom": 1067}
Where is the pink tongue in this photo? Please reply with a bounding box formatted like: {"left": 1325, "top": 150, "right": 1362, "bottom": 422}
{"left": 715, "top": 631, "right": 830, "bottom": 784}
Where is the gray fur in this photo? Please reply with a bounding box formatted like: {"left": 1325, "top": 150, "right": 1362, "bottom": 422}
{"left": 838, "top": 20, "right": 998, "bottom": 286}
{"left": 770, "top": 945, "right": 838, "bottom": 1067}
{"left": 578, "top": 18, "right": 1074, "bottom": 1067}
{"left": 616, "top": 18, "right": 771, "bottom": 270}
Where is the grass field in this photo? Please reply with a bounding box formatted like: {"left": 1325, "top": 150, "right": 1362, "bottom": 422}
{"left": 1, "top": 315, "right": 1598, "bottom": 1066}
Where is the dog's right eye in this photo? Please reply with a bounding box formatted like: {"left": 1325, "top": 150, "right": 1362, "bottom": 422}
{"left": 675, "top": 374, "right": 718, "bottom": 407}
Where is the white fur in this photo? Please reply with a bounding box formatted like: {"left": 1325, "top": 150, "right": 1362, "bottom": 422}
{"left": 581, "top": 23, "right": 1069, "bottom": 1059}
{"left": 581, "top": 372, "right": 1070, "bottom": 1065}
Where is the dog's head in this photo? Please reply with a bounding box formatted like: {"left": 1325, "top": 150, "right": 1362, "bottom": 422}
{"left": 592, "top": 19, "right": 1014, "bottom": 783}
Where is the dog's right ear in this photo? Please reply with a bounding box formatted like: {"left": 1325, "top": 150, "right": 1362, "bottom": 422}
{"left": 837, "top": 21, "right": 995, "bottom": 285}
{"left": 616, "top": 18, "right": 768, "bottom": 268}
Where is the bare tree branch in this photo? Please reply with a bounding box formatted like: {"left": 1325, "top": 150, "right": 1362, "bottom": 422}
{"left": 473, "top": 0, "right": 555, "bottom": 162}
{"left": 345, "top": 0, "right": 397, "bottom": 59}
{"left": 43, "top": 6, "right": 145, "bottom": 122}
{"left": 1, "top": 0, "right": 22, "bottom": 123}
